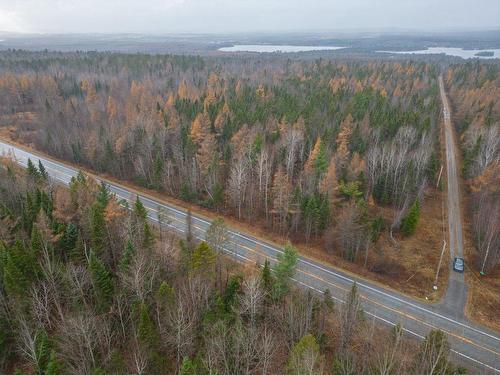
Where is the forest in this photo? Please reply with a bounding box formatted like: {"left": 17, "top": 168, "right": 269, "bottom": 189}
{"left": 0, "top": 51, "right": 448, "bottom": 291}
{"left": 0, "top": 159, "right": 466, "bottom": 374}
{"left": 445, "top": 62, "right": 500, "bottom": 274}
{"left": 0, "top": 50, "right": 498, "bottom": 311}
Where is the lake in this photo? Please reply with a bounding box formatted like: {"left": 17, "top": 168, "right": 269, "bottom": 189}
{"left": 219, "top": 44, "right": 345, "bottom": 53}
{"left": 377, "top": 47, "right": 500, "bottom": 59}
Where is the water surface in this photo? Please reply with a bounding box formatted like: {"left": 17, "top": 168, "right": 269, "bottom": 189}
{"left": 219, "top": 44, "right": 345, "bottom": 53}
{"left": 377, "top": 47, "right": 500, "bottom": 59}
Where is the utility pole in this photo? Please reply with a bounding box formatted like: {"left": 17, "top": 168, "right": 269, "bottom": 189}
{"left": 434, "top": 240, "right": 446, "bottom": 290}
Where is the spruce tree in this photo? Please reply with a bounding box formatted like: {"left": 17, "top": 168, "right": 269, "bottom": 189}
{"left": 1, "top": 241, "right": 36, "bottom": 297}
{"left": 89, "top": 251, "right": 114, "bottom": 312}
{"left": 137, "top": 302, "right": 159, "bottom": 349}
{"left": 261, "top": 259, "right": 273, "bottom": 292}
{"left": 179, "top": 357, "right": 198, "bottom": 375}
{"left": 31, "top": 226, "right": 44, "bottom": 257}
{"left": 38, "top": 160, "right": 48, "bottom": 180}
{"left": 96, "top": 181, "right": 111, "bottom": 207}
{"left": 272, "top": 242, "right": 298, "bottom": 299}
{"left": 60, "top": 223, "right": 78, "bottom": 254}
{"left": 34, "top": 329, "right": 51, "bottom": 374}
{"left": 133, "top": 196, "right": 148, "bottom": 221}
{"left": 189, "top": 241, "right": 216, "bottom": 276}
{"left": 400, "top": 199, "right": 420, "bottom": 236}
{"left": 143, "top": 222, "right": 155, "bottom": 249}
{"left": 119, "top": 240, "right": 136, "bottom": 273}
{"left": 26, "top": 158, "right": 40, "bottom": 180}
{"left": 90, "top": 202, "right": 106, "bottom": 256}
{"left": 45, "top": 351, "right": 60, "bottom": 375}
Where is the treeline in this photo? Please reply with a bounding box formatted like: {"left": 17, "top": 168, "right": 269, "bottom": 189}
{"left": 445, "top": 61, "right": 500, "bottom": 273}
{"left": 0, "top": 160, "right": 466, "bottom": 374}
{"left": 0, "top": 51, "right": 441, "bottom": 270}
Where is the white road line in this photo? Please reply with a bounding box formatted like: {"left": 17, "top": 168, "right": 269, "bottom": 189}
{"left": 1, "top": 142, "right": 499, "bottom": 372}
{"left": 3, "top": 142, "right": 498, "bottom": 341}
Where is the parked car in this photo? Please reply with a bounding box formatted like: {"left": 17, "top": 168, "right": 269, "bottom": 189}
{"left": 453, "top": 257, "right": 464, "bottom": 273}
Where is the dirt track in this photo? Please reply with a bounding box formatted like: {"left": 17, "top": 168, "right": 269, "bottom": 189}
{"left": 438, "top": 76, "right": 467, "bottom": 319}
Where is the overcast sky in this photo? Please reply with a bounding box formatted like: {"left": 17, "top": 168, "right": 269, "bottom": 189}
{"left": 1, "top": 0, "right": 499, "bottom": 34}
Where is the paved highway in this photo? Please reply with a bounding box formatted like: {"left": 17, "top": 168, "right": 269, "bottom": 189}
{"left": 0, "top": 140, "right": 499, "bottom": 373}
{"left": 438, "top": 76, "right": 468, "bottom": 319}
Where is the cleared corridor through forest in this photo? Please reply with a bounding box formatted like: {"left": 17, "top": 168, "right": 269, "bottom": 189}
{"left": 0, "top": 139, "right": 498, "bottom": 373}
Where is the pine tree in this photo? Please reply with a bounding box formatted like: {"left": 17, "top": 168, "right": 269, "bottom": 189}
{"left": 272, "top": 242, "right": 298, "bottom": 299}
{"left": 152, "top": 153, "right": 164, "bottom": 190}
{"left": 31, "top": 226, "right": 44, "bottom": 257}
{"left": 119, "top": 240, "right": 136, "bottom": 273}
{"left": 45, "top": 350, "right": 60, "bottom": 375}
{"left": 400, "top": 199, "right": 420, "bottom": 236}
{"left": 38, "top": 160, "right": 48, "bottom": 180}
{"left": 156, "top": 281, "right": 175, "bottom": 307}
{"left": 185, "top": 209, "right": 194, "bottom": 250}
{"left": 133, "top": 196, "right": 148, "bottom": 221}
{"left": 287, "top": 334, "right": 323, "bottom": 375}
{"left": 143, "top": 222, "right": 154, "bottom": 249}
{"left": 27, "top": 158, "right": 40, "bottom": 180}
{"left": 314, "top": 140, "right": 328, "bottom": 178}
{"left": 414, "top": 330, "right": 451, "bottom": 374}
{"left": 70, "top": 232, "right": 86, "bottom": 263}
{"left": 261, "top": 259, "right": 274, "bottom": 292}
{"left": 89, "top": 251, "right": 114, "bottom": 311}
{"left": 179, "top": 357, "right": 198, "bottom": 375}
{"left": 60, "top": 223, "right": 78, "bottom": 254}
{"left": 1, "top": 240, "right": 37, "bottom": 297}
{"left": 96, "top": 181, "right": 111, "bottom": 207}
{"left": 137, "top": 302, "right": 159, "bottom": 349}
{"left": 90, "top": 202, "right": 106, "bottom": 255}
{"left": 189, "top": 241, "right": 216, "bottom": 276}
{"left": 34, "top": 329, "right": 51, "bottom": 374}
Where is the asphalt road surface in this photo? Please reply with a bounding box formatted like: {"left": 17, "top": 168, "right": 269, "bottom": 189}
{"left": 438, "top": 76, "right": 468, "bottom": 319}
{"left": 0, "top": 139, "right": 499, "bottom": 373}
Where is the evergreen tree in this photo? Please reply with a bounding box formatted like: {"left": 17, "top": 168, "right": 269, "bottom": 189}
{"left": 189, "top": 241, "right": 216, "bottom": 276}
{"left": 38, "top": 160, "right": 48, "bottom": 180}
{"left": 272, "top": 242, "right": 299, "bottom": 299}
{"left": 143, "top": 222, "right": 155, "bottom": 250}
{"left": 119, "top": 240, "right": 136, "bottom": 273}
{"left": 314, "top": 140, "right": 328, "bottom": 177}
{"left": 31, "top": 226, "right": 44, "bottom": 257}
{"left": 44, "top": 351, "right": 60, "bottom": 375}
{"left": 179, "top": 357, "right": 198, "bottom": 375}
{"left": 185, "top": 209, "right": 194, "bottom": 250}
{"left": 1, "top": 240, "right": 37, "bottom": 297}
{"left": 76, "top": 170, "right": 87, "bottom": 184}
{"left": 137, "top": 302, "right": 159, "bottom": 349}
{"left": 261, "top": 259, "right": 274, "bottom": 292}
{"left": 90, "top": 202, "right": 106, "bottom": 256}
{"left": 400, "top": 199, "right": 420, "bottom": 236}
{"left": 26, "top": 158, "right": 40, "bottom": 180}
{"left": 156, "top": 281, "right": 175, "bottom": 307}
{"left": 59, "top": 223, "right": 78, "bottom": 254}
{"left": 34, "top": 329, "right": 51, "bottom": 374}
{"left": 414, "top": 330, "right": 452, "bottom": 375}
{"left": 133, "top": 196, "right": 148, "bottom": 221}
{"left": 89, "top": 251, "right": 114, "bottom": 312}
{"left": 152, "top": 153, "right": 164, "bottom": 190}
{"left": 287, "top": 334, "right": 323, "bottom": 375}
{"left": 96, "top": 181, "right": 111, "bottom": 207}
{"left": 70, "top": 232, "right": 86, "bottom": 263}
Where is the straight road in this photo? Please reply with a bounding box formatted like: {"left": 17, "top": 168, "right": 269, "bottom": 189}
{"left": 438, "top": 76, "right": 468, "bottom": 319}
{"left": 0, "top": 139, "right": 499, "bottom": 373}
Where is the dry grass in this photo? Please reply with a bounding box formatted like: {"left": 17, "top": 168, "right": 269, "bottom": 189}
{"left": 461, "top": 194, "right": 500, "bottom": 332}
{"left": 466, "top": 266, "right": 500, "bottom": 332}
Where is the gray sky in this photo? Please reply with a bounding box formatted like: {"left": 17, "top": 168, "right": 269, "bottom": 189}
{"left": 1, "top": 0, "right": 499, "bottom": 34}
